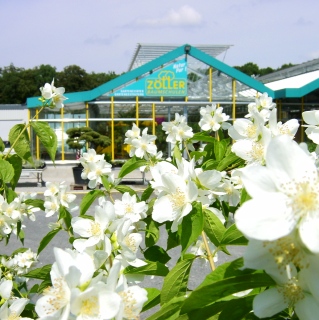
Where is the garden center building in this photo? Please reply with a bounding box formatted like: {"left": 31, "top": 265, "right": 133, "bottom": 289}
{"left": 26, "top": 43, "right": 319, "bottom": 163}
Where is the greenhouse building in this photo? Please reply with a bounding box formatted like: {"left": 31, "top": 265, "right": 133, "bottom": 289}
{"left": 26, "top": 43, "right": 319, "bottom": 163}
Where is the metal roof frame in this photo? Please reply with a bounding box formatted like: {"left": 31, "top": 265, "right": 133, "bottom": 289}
{"left": 27, "top": 44, "right": 319, "bottom": 108}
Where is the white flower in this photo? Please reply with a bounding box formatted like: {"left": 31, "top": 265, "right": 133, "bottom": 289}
{"left": 269, "top": 108, "right": 299, "bottom": 138}
{"left": 0, "top": 279, "right": 12, "bottom": 299}
{"left": 243, "top": 236, "right": 311, "bottom": 283}
{"left": 130, "top": 127, "right": 157, "bottom": 159}
{"left": 0, "top": 298, "right": 32, "bottom": 320}
{"left": 124, "top": 123, "right": 141, "bottom": 144}
{"left": 152, "top": 173, "right": 198, "bottom": 232}
{"left": 253, "top": 270, "right": 319, "bottom": 320}
{"left": 70, "top": 281, "right": 121, "bottom": 320}
{"left": 114, "top": 192, "right": 147, "bottom": 223}
{"left": 35, "top": 248, "right": 96, "bottom": 319}
{"left": 162, "top": 113, "right": 193, "bottom": 147}
{"left": 228, "top": 111, "right": 264, "bottom": 141}
{"left": 44, "top": 195, "right": 60, "bottom": 217}
{"left": 86, "top": 160, "right": 112, "bottom": 189}
{"left": 199, "top": 104, "right": 230, "bottom": 132}
{"left": 40, "top": 79, "right": 67, "bottom": 109}
{"left": 116, "top": 285, "right": 148, "bottom": 320}
{"left": 231, "top": 126, "right": 272, "bottom": 165}
{"left": 40, "top": 82, "right": 53, "bottom": 100}
{"left": 72, "top": 203, "right": 113, "bottom": 253}
{"left": 302, "top": 110, "right": 319, "bottom": 144}
{"left": 235, "top": 135, "right": 319, "bottom": 253}
{"left": 116, "top": 219, "right": 146, "bottom": 267}
{"left": 246, "top": 92, "right": 276, "bottom": 121}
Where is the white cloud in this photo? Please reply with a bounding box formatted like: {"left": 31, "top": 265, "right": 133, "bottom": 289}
{"left": 136, "top": 5, "right": 203, "bottom": 27}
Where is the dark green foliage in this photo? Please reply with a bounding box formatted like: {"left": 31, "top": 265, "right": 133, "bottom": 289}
{"left": 65, "top": 126, "right": 111, "bottom": 153}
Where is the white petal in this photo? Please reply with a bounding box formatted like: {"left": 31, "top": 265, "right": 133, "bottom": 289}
{"left": 152, "top": 196, "right": 175, "bottom": 223}
{"left": 253, "top": 288, "right": 287, "bottom": 318}
{"left": 235, "top": 193, "right": 296, "bottom": 241}
{"left": 299, "top": 217, "right": 319, "bottom": 253}
{"left": 0, "top": 279, "right": 12, "bottom": 299}
{"left": 241, "top": 165, "right": 277, "bottom": 197}
{"left": 295, "top": 293, "right": 319, "bottom": 320}
{"left": 266, "top": 135, "right": 316, "bottom": 184}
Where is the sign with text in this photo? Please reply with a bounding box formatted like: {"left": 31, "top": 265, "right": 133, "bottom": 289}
{"left": 110, "top": 59, "right": 187, "bottom": 97}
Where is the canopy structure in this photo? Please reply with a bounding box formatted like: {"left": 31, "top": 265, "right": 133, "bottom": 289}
{"left": 26, "top": 43, "right": 319, "bottom": 162}
{"left": 128, "top": 43, "right": 232, "bottom": 71}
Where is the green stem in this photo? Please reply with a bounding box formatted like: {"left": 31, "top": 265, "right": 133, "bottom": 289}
{"left": 201, "top": 230, "right": 215, "bottom": 271}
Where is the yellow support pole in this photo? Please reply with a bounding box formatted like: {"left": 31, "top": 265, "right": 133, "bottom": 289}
{"left": 86, "top": 102, "right": 89, "bottom": 127}
{"left": 35, "top": 109, "right": 40, "bottom": 160}
{"left": 301, "top": 97, "right": 304, "bottom": 142}
{"left": 136, "top": 96, "right": 139, "bottom": 126}
{"left": 61, "top": 106, "right": 64, "bottom": 161}
{"left": 152, "top": 103, "right": 156, "bottom": 135}
{"left": 209, "top": 67, "right": 212, "bottom": 102}
{"left": 232, "top": 79, "right": 236, "bottom": 122}
{"left": 111, "top": 97, "right": 115, "bottom": 161}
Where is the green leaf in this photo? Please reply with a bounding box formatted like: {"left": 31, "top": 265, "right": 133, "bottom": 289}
{"left": 23, "top": 264, "right": 52, "bottom": 280}
{"left": 59, "top": 206, "right": 72, "bottom": 231}
{"left": 180, "top": 265, "right": 274, "bottom": 314}
{"left": 118, "top": 157, "right": 148, "bottom": 179}
{"left": 218, "top": 294, "right": 256, "bottom": 320}
{"left": 37, "top": 228, "right": 61, "bottom": 255}
{"left": 30, "top": 121, "right": 57, "bottom": 162}
{"left": 124, "top": 261, "right": 169, "bottom": 277}
{"left": 141, "top": 184, "right": 155, "bottom": 202}
{"left": 186, "top": 300, "right": 227, "bottom": 320}
{"left": 114, "top": 185, "right": 137, "bottom": 196}
{"left": 144, "top": 245, "right": 171, "bottom": 264}
{"left": 220, "top": 224, "right": 248, "bottom": 246}
{"left": 0, "top": 159, "right": 14, "bottom": 183}
{"left": 80, "top": 189, "right": 105, "bottom": 216}
{"left": 146, "top": 296, "right": 185, "bottom": 320}
{"left": 191, "top": 132, "right": 216, "bottom": 144}
{"left": 216, "top": 152, "right": 245, "bottom": 172}
{"left": 24, "top": 199, "right": 45, "bottom": 211}
{"left": 160, "top": 255, "right": 196, "bottom": 305}
{"left": 214, "top": 139, "right": 228, "bottom": 161}
{"left": 7, "top": 154, "right": 22, "bottom": 189}
{"left": 166, "top": 225, "right": 181, "bottom": 250}
{"left": 142, "top": 288, "right": 161, "bottom": 312}
{"left": 202, "top": 159, "right": 219, "bottom": 170}
{"left": 9, "top": 124, "right": 33, "bottom": 164}
{"left": 0, "top": 137, "right": 4, "bottom": 152}
{"left": 145, "top": 217, "right": 160, "bottom": 247}
{"left": 240, "top": 188, "right": 251, "bottom": 205}
{"left": 173, "top": 144, "right": 182, "bottom": 162}
{"left": 203, "top": 209, "right": 226, "bottom": 247}
{"left": 180, "top": 203, "right": 203, "bottom": 255}
{"left": 101, "top": 175, "right": 111, "bottom": 191}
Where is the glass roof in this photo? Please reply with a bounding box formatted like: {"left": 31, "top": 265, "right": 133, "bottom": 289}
{"left": 128, "top": 43, "right": 232, "bottom": 71}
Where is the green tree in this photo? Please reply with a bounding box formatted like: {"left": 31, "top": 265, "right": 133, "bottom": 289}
{"left": 56, "top": 65, "right": 90, "bottom": 92}
{"left": 234, "top": 62, "right": 259, "bottom": 76}
{"left": 66, "top": 126, "right": 111, "bottom": 155}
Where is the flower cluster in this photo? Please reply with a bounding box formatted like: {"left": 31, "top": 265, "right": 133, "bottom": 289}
{"left": 79, "top": 149, "right": 113, "bottom": 189}
{"left": 44, "top": 181, "right": 77, "bottom": 217}
{"left": 199, "top": 104, "right": 230, "bottom": 132}
{"left": 39, "top": 79, "right": 67, "bottom": 109}
{"left": 124, "top": 123, "right": 158, "bottom": 160}
{"left": 228, "top": 96, "right": 319, "bottom": 318}
{"left": 3, "top": 79, "right": 319, "bottom": 319}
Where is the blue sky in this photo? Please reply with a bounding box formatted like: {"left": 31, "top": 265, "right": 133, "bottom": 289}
{"left": 1, "top": 0, "right": 318, "bottom": 74}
